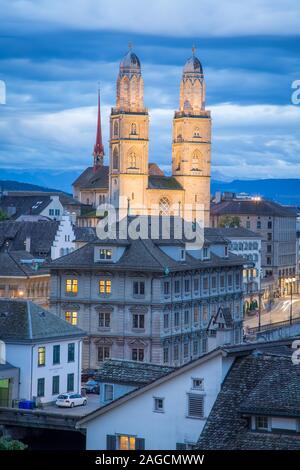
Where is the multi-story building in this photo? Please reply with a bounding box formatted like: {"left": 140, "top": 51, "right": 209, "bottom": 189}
{"left": 49, "top": 225, "right": 245, "bottom": 368}
{"left": 0, "top": 299, "right": 85, "bottom": 404}
{"left": 211, "top": 197, "right": 297, "bottom": 299}
{"left": 0, "top": 251, "right": 50, "bottom": 307}
{"left": 209, "top": 227, "right": 262, "bottom": 313}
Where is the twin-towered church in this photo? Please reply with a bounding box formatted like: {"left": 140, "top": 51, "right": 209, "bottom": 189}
{"left": 73, "top": 47, "right": 211, "bottom": 226}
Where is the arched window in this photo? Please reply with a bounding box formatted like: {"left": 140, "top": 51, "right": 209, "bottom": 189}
{"left": 192, "top": 150, "right": 201, "bottom": 170}
{"left": 159, "top": 197, "right": 170, "bottom": 216}
{"left": 113, "top": 147, "right": 119, "bottom": 170}
{"left": 131, "top": 123, "right": 137, "bottom": 135}
{"left": 113, "top": 120, "right": 119, "bottom": 137}
{"left": 129, "top": 151, "right": 137, "bottom": 168}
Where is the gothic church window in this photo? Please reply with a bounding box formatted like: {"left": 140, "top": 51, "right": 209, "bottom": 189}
{"left": 159, "top": 197, "right": 170, "bottom": 216}
{"left": 113, "top": 147, "right": 119, "bottom": 170}
{"left": 192, "top": 150, "right": 201, "bottom": 170}
{"left": 114, "top": 120, "right": 119, "bottom": 137}
{"left": 129, "top": 151, "right": 137, "bottom": 168}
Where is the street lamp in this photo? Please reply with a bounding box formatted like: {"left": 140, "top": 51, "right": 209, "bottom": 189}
{"left": 285, "top": 277, "right": 296, "bottom": 325}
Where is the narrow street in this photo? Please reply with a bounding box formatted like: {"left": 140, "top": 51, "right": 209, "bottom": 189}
{"left": 244, "top": 294, "right": 300, "bottom": 330}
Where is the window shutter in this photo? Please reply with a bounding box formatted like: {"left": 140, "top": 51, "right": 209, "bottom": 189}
{"left": 135, "top": 438, "right": 145, "bottom": 450}
{"left": 106, "top": 435, "right": 116, "bottom": 450}
{"left": 176, "top": 443, "right": 186, "bottom": 450}
{"left": 188, "top": 394, "right": 204, "bottom": 418}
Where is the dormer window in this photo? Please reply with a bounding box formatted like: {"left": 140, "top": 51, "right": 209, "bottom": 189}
{"left": 181, "top": 249, "right": 186, "bottom": 261}
{"left": 255, "top": 416, "right": 269, "bottom": 431}
{"left": 203, "top": 247, "right": 209, "bottom": 259}
{"left": 100, "top": 249, "right": 112, "bottom": 260}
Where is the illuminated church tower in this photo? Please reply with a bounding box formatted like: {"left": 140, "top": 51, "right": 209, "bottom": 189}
{"left": 109, "top": 45, "right": 149, "bottom": 217}
{"left": 172, "top": 47, "right": 211, "bottom": 225}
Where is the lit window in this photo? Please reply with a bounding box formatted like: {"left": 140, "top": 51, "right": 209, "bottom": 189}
{"left": 118, "top": 435, "right": 136, "bottom": 450}
{"left": 99, "top": 279, "right": 111, "bottom": 295}
{"left": 100, "top": 249, "right": 112, "bottom": 260}
{"left": 66, "top": 279, "right": 78, "bottom": 294}
{"left": 65, "top": 311, "right": 78, "bottom": 325}
{"left": 38, "top": 346, "right": 46, "bottom": 367}
{"left": 154, "top": 397, "right": 164, "bottom": 413}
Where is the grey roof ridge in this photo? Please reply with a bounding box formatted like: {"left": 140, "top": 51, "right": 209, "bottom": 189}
{"left": 7, "top": 251, "right": 29, "bottom": 277}
{"left": 139, "top": 238, "right": 170, "bottom": 269}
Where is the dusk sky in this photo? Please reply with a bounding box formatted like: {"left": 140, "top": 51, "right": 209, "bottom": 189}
{"left": 0, "top": 0, "right": 300, "bottom": 191}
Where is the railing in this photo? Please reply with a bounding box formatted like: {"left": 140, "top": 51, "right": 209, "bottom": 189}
{"left": 247, "top": 315, "right": 300, "bottom": 335}
{"left": 0, "top": 407, "right": 83, "bottom": 432}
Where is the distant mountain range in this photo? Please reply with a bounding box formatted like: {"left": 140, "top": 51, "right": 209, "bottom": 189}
{"left": 211, "top": 179, "right": 300, "bottom": 205}
{"left": 0, "top": 175, "right": 300, "bottom": 206}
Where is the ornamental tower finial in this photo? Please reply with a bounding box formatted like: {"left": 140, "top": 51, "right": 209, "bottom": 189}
{"left": 93, "top": 87, "right": 104, "bottom": 169}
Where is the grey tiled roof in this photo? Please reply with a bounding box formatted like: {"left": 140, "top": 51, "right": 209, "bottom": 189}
{"left": 49, "top": 235, "right": 245, "bottom": 273}
{"left": 0, "top": 220, "right": 59, "bottom": 257}
{"left": 207, "top": 227, "right": 261, "bottom": 239}
{"left": 148, "top": 175, "right": 183, "bottom": 190}
{"left": 197, "top": 347, "right": 300, "bottom": 450}
{"left": 99, "top": 359, "right": 175, "bottom": 386}
{"left": 0, "top": 195, "right": 52, "bottom": 219}
{"left": 73, "top": 226, "right": 97, "bottom": 242}
{"left": 0, "top": 251, "right": 49, "bottom": 277}
{"left": 73, "top": 166, "right": 109, "bottom": 190}
{"left": 0, "top": 299, "right": 85, "bottom": 342}
{"left": 211, "top": 199, "right": 297, "bottom": 218}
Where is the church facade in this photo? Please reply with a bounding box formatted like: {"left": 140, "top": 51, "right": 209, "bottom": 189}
{"left": 73, "top": 47, "right": 211, "bottom": 226}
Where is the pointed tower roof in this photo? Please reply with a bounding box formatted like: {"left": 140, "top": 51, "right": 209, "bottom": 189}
{"left": 93, "top": 88, "right": 104, "bottom": 168}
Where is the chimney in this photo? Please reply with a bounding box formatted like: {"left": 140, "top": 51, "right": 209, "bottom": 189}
{"left": 25, "top": 236, "right": 31, "bottom": 253}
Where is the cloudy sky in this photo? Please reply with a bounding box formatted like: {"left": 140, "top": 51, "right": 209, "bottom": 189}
{"left": 0, "top": 0, "right": 300, "bottom": 191}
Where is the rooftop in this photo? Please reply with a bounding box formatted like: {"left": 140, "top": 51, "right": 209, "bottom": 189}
{"left": 0, "top": 251, "right": 49, "bottom": 277}
{"left": 197, "top": 344, "right": 300, "bottom": 450}
{"left": 99, "top": 359, "right": 175, "bottom": 387}
{"left": 0, "top": 220, "right": 60, "bottom": 257}
{"left": 0, "top": 299, "right": 85, "bottom": 343}
{"left": 211, "top": 199, "right": 297, "bottom": 218}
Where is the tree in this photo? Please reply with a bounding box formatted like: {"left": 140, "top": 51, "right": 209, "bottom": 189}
{"left": 218, "top": 215, "right": 241, "bottom": 228}
{"left": 0, "top": 209, "right": 8, "bottom": 221}
{"left": 0, "top": 436, "right": 27, "bottom": 450}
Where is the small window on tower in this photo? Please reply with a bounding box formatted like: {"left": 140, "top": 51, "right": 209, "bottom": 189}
{"left": 193, "top": 127, "right": 200, "bottom": 137}
{"left": 113, "top": 120, "right": 119, "bottom": 137}
{"left": 113, "top": 148, "right": 119, "bottom": 170}
{"left": 130, "top": 123, "right": 137, "bottom": 135}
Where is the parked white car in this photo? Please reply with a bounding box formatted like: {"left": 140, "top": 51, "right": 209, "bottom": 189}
{"left": 56, "top": 393, "right": 87, "bottom": 408}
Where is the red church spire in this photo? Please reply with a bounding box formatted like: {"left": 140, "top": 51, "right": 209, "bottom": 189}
{"left": 93, "top": 88, "right": 104, "bottom": 169}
